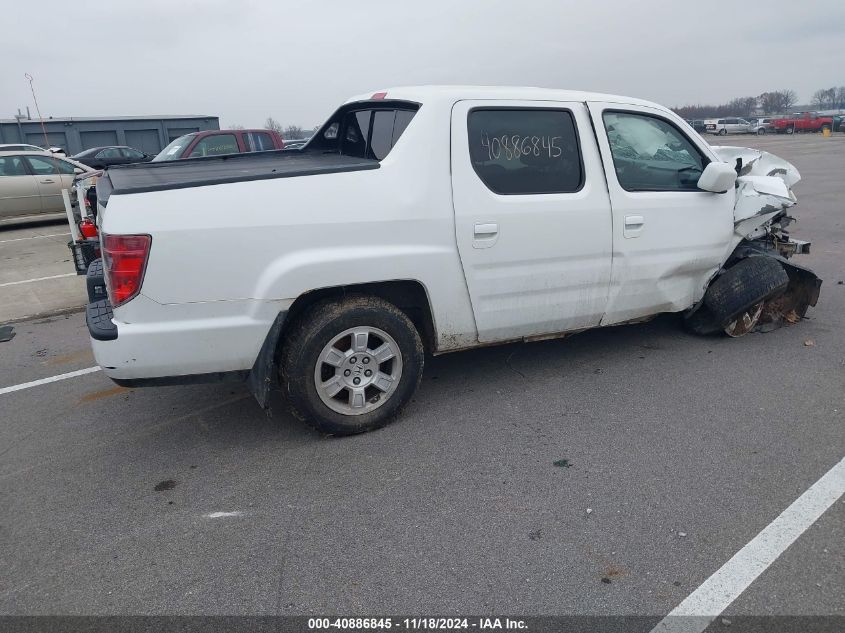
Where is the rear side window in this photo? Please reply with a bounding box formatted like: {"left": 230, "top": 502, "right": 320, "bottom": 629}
{"left": 308, "top": 102, "right": 418, "bottom": 161}
{"left": 0, "top": 156, "right": 28, "bottom": 176}
{"left": 244, "top": 132, "right": 275, "bottom": 152}
{"left": 467, "top": 108, "right": 584, "bottom": 195}
{"left": 188, "top": 134, "right": 239, "bottom": 158}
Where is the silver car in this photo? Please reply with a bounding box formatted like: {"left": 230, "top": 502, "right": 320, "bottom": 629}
{"left": 704, "top": 117, "right": 754, "bottom": 135}
{"left": 0, "top": 151, "right": 94, "bottom": 221}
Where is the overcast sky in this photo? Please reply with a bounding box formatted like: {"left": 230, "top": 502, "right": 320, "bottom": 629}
{"left": 3, "top": 0, "right": 843, "bottom": 128}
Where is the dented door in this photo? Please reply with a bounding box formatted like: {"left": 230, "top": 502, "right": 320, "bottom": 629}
{"left": 451, "top": 100, "right": 613, "bottom": 342}
{"left": 587, "top": 102, "right": 735, "bottom": 325}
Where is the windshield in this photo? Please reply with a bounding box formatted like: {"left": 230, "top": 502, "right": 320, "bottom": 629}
{"left": 152, "top": 134, "right": 195, "bottom": 162}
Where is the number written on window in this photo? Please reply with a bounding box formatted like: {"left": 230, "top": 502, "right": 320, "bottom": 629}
{"left": 468, "top": 109, "right": 583, "bottom": 195}
{"left": 480, "top": 133, "right": 563, "bottom": 161}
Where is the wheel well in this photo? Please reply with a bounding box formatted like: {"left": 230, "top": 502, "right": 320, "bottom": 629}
{"left": 284, "top": 280, "right": 437, "bottom": 353}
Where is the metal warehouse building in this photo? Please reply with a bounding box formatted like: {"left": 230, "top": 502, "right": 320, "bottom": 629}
{"left": 0, "top": 114, "right": 220, "bottom": 155}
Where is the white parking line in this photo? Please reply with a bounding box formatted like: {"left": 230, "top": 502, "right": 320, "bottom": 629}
{"left": 651, "top": 455, "right": 845, "bottom": 633}
{"left": 0, "top": 366, "right": 102, "bottom": 396}
{"left": 0, "top": 273, "right": 76, "bottom": 288}
{"left": 0, "top": 232, "right": 69, "bottom": 244}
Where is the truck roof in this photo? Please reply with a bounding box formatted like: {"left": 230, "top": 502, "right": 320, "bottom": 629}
{"left": 345, "top": 85, "right": 666, "bottom": 110}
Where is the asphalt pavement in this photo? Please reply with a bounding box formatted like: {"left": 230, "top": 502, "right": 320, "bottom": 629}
{"left": 0, "top": 134, "right": 842, "bottom": 621}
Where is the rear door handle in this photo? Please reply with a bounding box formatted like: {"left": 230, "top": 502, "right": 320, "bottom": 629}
{"left": 472, "top": 222, "right": 499, "bottom": 249}
{"left": 624, "top": 215, "right": 644, "bottom": 238}
{"left": 474, "top": 222, "right": 498, "bottom": 236}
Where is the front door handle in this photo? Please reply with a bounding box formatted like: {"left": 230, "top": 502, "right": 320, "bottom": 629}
{"left": 624, "top": 215, "right": 644, "bottom": 238}
{"left": 40, "top": 179, "right": 55, "bottom": 184}
{"left": 472, "top": 222, "right": 499, "bottom": 249}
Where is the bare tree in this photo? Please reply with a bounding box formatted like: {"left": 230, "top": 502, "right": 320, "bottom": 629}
{"left": 264, "top": 116, "right": 284, "bottom": 134}
{"left": 837, "top": 86, "right": 845, "bottom": 109}
{"left": 726, "top": 96, "right": 757, "bottom": 117}
{"left": 811, "top": 87, "right": 837, "bottom": 110}
{"left": 284, "top": 125, "right": 305, "bottom": 139}
{"left": 758, "top": 89, "right": 797, "bottom": 115}
{"left": 779, "top": 89, "right": 798, "bottom": 112}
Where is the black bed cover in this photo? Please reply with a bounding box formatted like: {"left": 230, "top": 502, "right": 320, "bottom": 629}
{"left": 97, "top": 150, "right": 379, "bottom": 206}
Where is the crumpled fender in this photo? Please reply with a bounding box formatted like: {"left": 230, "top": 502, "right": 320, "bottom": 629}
{"left": 711, "top": 145, "right": 801, "bottom": 230}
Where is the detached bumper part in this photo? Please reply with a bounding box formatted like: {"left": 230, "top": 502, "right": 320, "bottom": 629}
{"left": 87, "top": 299, "right": 117, "bottom": 341}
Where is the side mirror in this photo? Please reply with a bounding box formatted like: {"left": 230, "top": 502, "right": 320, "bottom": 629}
{"left": 697, "top": 161, "right": 737, "bottom": 193}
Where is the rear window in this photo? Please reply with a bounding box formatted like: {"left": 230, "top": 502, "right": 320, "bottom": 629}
{"left": 308, "top": 101, "right": 419, "bottom": 161}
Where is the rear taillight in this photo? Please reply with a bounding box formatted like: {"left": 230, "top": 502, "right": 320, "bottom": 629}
{"left": 102, "top": 233, "right": 151, "bottom": 307}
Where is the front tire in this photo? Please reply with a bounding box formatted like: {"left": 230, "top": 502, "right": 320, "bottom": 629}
{"left": 719, "top": 128, "right": 727, "bottom": 136}
{"left": 786, "top": 126, "right": 794, "bottom": 135}
{"left": 757, "top": 128, "right": 766, "bottom": 135}
{"left": 704, "top": 257, "right": 789, "bottom": 328}
{"left": 280, "top": 295, "right": 424, "bottom": 436}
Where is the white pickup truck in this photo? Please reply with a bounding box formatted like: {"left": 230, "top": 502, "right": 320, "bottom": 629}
{"left": 86, "top": 86, "right": 821, "bottom": 435}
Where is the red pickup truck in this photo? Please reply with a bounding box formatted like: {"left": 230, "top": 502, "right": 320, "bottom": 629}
{"left": 152, "top": 129, "right": 285, "bottom": 161}
{"left": 771, "top": 112, "right": 833, "bottom": 134}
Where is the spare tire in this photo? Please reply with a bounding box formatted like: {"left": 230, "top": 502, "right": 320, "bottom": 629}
{"left": 704, "top": 257, "right": 789, "bottom": 326}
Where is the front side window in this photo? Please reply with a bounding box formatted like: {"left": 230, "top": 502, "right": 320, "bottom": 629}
{"left": 55, "top": 159, "right": 76, "bottom": 174}
{"left": 467, "top": 108, "right": 584, "bottom": 195}
{"left": 152, "top": 134, "right": 195, "bottom": 161}
{"left": 187, "top": 134, "right": 240, "bottom": 158}
{"left": 121, "top": 148, "right": 145, "bottom": 159}
{"left": 25, "top": 155, "right": 59, "bottom": 175}
{"left": 602, "top": 111, "right": 706, "bottom": 192}
{"left": 0, "top": 156, "right": 28, "bottom": 176}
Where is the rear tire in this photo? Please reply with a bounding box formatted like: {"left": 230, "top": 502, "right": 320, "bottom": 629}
{"left": 280, "top": 295, "right": 424, "bottom": 436}
{"left": 704, "top": 257, "right": 789, "bottom": 328}
{"left": 786, "top": 126, "right": 795, "bottom": 135}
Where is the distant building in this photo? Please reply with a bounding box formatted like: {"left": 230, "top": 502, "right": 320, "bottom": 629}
{"left": 0, "top": 114, "right": 220, "bottom": 155}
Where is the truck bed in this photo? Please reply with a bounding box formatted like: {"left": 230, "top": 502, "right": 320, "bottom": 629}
{"left": 96, "top": 150, "right": 379, "bottom": 206}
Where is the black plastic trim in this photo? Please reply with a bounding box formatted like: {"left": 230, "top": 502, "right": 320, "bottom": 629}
{"left": 97, "top": 153, "right": 379, "bottom": 205}
{"left": 86, "top": 299, "right": 117, "bottom": 341}
{"left": 86, "top": 258, "right": 106, "bottom": 303}
{"left": 110, "top": 370, "right": 249, "bottom": 388}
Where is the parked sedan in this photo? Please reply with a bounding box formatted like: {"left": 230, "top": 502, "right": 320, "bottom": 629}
{"left": 0, "top": 143, "right": 66, "bottom": 156}
{"left": 749, "top": 118, "right": 774, "bottom": 135}
{"left": 71, "top": 146, "right": 153, "bottom": 170}
{"left": 0, "top": 151, "right": 95, "bottom": 221}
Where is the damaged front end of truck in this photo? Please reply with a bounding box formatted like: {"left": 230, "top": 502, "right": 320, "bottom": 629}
{"left": 685, "top": 146, "right": 822, "bottom": 337}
